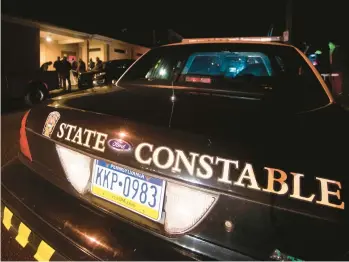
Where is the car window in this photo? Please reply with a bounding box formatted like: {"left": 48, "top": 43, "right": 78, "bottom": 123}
{"left": 119, "top": 43, "right": 330, "bottom": 112}
{"left": 182, "top": 52, "right": 272, "bottom": 78}
{"left": 104, "top": 60, "right": 133, "bottom": 71}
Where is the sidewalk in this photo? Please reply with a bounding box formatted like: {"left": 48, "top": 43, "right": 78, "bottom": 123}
{"left": 49, "top": 85, "right": 80, "bottom": 97}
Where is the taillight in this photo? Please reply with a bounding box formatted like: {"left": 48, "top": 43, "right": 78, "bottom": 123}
{"left": 19, "top": 110, "right": 32, "bottom": 161}
{"left": 185, "top": 76, "right": 212, "bottom": 84}
{"left": 164, "top": 182, "right": 218, "bottom": 234}
{"left": 56, "top": 144, "right": 92, "bottom": 194}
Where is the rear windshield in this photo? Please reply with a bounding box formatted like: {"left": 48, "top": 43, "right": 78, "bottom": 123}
{"left": 118, "top": 43, "right": 330, "bottom": 111}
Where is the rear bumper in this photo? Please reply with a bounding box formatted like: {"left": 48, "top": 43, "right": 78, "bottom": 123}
{"left": 77, "top": 74, "right": 93, "bottom": 88}
{"left": 93, "top": 76, "right": 106, "bottom": 86}
{"left": 93, "top": 80, "right": 105, "bottom": 86}
{"left": 1, "top": 203, "right": 67, "bottom": 261}
{"left": 1, "top": 157, "right": 253, "bottom": 261}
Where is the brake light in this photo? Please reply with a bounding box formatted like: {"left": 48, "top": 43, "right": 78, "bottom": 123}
{"left": 164, "top": 182, "right": 218, "bottom": 234}
{"left": 185, "top": 76, "right": 212, "bottom": 84}
{"left": 56, "top": 144, "right": 92, "bottom": 194}
{"left": 19, "top": 110, "right": 32, "bottom": 161}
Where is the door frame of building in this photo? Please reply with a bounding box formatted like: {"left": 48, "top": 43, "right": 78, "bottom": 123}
{"left": 61, "top": 51, "right": 77, "bottom": 62}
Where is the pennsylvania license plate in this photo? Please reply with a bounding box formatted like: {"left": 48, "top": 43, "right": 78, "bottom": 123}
{"left": 91, "top": 159, "right": 166, "bottom": 221}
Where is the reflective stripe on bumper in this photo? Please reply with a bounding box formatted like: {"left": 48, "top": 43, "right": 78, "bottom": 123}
{"left": 1, "top": 205, "right": 66, "bottom": 261}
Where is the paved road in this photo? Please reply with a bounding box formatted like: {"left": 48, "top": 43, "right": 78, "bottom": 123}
{"left": 1, "top": 87, "right": 82, "bottom": 260}
{"left": 1, "top": 109, "right": 34, "bottom": 261}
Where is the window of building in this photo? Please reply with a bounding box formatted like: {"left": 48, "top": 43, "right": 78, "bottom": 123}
{"left": 114, "top": 48, "right": 126, "bottom": 54}
{"left": 89, "top": 48, "right": 101, "bottom": 52}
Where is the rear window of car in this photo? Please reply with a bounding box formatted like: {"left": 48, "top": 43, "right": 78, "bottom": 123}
{"left": 118, "top": 43, "right": 331, "bottom": 111}
{"left": 181, "top": 51, "right": 271, "bottom": 77}
{"left": 104, "top": 60, "right": 134, "bottom": 70}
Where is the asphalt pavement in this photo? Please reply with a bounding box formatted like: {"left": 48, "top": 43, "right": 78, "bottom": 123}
{"left": 1, "top": 109, "right": 33, "bottom": 260}
{"left": 1, "top": 86, "right": 81, "bottom": 260}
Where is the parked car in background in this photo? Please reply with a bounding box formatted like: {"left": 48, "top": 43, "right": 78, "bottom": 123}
{"left": 2, "top": 17, "right": 60, "bottom": 107}
{"left": 77, "top": 70, "right": 95, "bottom": 89}
{"left": 2, "top": 70, "right": 59, "bottom": 107}
{"left": 78, "top": 59, "right": 135, "bottom": 89}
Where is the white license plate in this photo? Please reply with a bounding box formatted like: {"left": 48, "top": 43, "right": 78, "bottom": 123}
{"left": 91, "top": 159, "right": 166, "bottom": 221}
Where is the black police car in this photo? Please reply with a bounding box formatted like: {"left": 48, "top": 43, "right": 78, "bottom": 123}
{"left": 78, "top": 59, "right": 134, "bottom": 89}
{"left": 2, "top": 37, "right": 348, "bottom": 261}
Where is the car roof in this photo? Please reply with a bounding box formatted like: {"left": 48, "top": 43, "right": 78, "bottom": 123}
{"left": 104, "top": 59, "right": 135, "bottom": 64}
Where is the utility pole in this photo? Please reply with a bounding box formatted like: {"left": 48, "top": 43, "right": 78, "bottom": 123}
{"left": 285, "top": 0, "right": 293, "bottom": 43}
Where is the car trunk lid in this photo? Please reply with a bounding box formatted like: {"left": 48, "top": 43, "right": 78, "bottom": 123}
{"left": 25, "top": 86, "right": 347, "bottom": 220}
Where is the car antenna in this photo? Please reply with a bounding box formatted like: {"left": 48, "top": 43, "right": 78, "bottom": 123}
{"left": 267, "top": 24, "right": 274, "bottom": 37}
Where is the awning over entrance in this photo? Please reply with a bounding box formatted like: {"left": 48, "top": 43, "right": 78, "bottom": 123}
{"left": 40, "top": 30, "right": 87, "bottom": 69}
{"left": 40, "top": 31, "right": 85, "bottom": 45}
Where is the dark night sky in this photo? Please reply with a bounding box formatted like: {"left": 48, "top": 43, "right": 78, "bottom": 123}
{"left": 2, "top": 0, "right": 347, "bottom": 47}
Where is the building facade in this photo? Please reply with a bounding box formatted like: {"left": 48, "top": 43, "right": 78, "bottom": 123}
{"left": 2, "top": 15, "right": 149, "bottom": 73}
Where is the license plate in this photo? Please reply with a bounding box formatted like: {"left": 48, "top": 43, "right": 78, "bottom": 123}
{"left": 91, "top": 159, "right": 166, "bottom": 221}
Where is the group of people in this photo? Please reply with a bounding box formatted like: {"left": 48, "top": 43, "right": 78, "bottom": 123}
{"left": 52, "top": 56, "right": 74, "bottom": 91}
{"left": 40, "top": 56, "right": 103, "bottom": 92}
{"left": 303, "top": 40, "right": 349, "bottom": 101}
{"left": 324, "top": 41, "right": 349, "bottom": 101}
{"left": 88, "top": 57, "right": 103, "bottom": 71}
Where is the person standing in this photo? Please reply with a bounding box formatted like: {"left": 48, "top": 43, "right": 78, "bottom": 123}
{"left": 40, "top": 61, "right": 52, "bottom": 72}
{"left": 94, "top": 57, "right": 103, "bottom": 71}
{"left": 61, "top": 56, "right": 72, "bottom": 91}
{"left": 88, "top": 58, "right": 95, "bottom": 71}
{"left": 329, "top": 41, "right": 347, "bottom": 98}
{"left": 77, "top": 58, "right": 86, "bottom": 73}
{"left": 71, "top": 58, "right": 78, "bottom": 70}
{"left": 53, "top": 56, "right": 62, "bottom": 87}
{"left": 71, "top": 58, "right": 78, "bottom": 83}
{"left": 312, "top": 41, "right": 332, "bottom": 92}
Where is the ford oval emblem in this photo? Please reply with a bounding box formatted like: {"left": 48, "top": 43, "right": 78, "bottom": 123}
{"left": 108, "top": 139, "right": 132, "bottom": 152}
